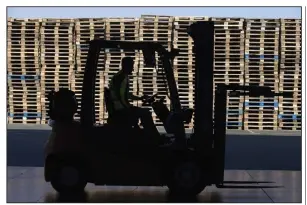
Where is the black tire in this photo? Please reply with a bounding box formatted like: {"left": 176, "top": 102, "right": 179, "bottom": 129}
{"left": 50, "top": 159, "right": 87, "bottom": 194}
{"left": 167, "top": 160, "right": 206, "bottom": 196}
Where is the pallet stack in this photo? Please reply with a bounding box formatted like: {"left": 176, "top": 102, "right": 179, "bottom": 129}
{"left": 211, "top": 17, "right": 245, "bottom": 130}
{"left": 39, "top": 18, "right": 75, "bottom": 124}
{"left": 173, "top": 16, "right": 208, "bottom": 128}
{"left": 138, "top": 15, "right": 174, "bottom": 126}
{"left": 73, "top": 18, "right": 106, "bottom": 123}
{"left": 7, "top": 18, "right": 41, "bottom": 124}
{"left": 102, "top": 18, "right": 140, "bottom": 122}
{"left": 6, "top": 17, "right": 302, "bottom": 131}
{"left": 244, "top": 19, "right": 280, "bottom": 130}
{"left": 278, "top": 19, "right": 302, "bottom": 130}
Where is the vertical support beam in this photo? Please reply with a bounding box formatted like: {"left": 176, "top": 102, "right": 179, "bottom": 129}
{"left": 213, "top": 84, "right": 227, "bottom": 184}
{"left": 81, "top": 41, "right": 100, "bottom": 127}
{"left": 161, "top": 55, "right": 186, "bottom": 143}
{"left": 188, "top": 21, "right": 215, "bottom": 152}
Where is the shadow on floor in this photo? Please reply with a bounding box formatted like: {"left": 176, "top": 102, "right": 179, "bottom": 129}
{"left": 43, "top": 190, "right": 222, "bottom": 203}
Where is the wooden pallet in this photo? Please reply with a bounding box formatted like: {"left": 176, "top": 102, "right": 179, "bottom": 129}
{"left": 75, "top": 20, "right": 106, "bottom": 42}
{"left": 105, "top": 18, "right": 139, "bottom": 41}
{"left": 75, "top": 18, "right": 105, "bottom": 27}
{"left": 40, "top": 55, "right": 75, "bottom": 65}
{"left": 216, "top": 31, "right": 245, "bottom": 37}
{"left": 70, "top": 71, "right": 104, "bottom": 90}
{"left": 7, "top": 31, "right": 40, "bottom": 42}
{"left": 41, "top": 63, "right": 74, "bottom": 73}
{"left": 140, "top": 15, "right": 174, "bottom": 29}
{"left": 280, "top": 58, "right": 301, "bottom": 64}
{"left": 280, "top": 16, "right": 301, "bottom": 77}
{"left": 7, "top": 51, "right": 40, "bottom": 63}
{"left": 278, "top": 105, "right": 301, "bottom": 115}
{"left": 215, "top": 96, "right": 245, "bottom": 130}
{"left": 210, "top": 17, "right": 244, "bottom": 30}
{"left": 245, "top": 49, "right": 279, "bottom": 56}
{"left": 214, "top": 77, "right": 245, "bottom": 85}
{"left": 75, "top": 23, "right": 106, "bottom": 71}
{"left": 75, "top": 62, "right": 104, "bottom": 72}
{"left": 7, "top": 21, "right": 40, "bottom": 34}
{"left": 278, "top": 103, "right": 301, "bottom": 112}
{"left": 279, "top": 77, "right": 301, "bottom": 86}
{"left": 280, "top": 41, "right": 301, "bottom": 48}
{"left": 245, "top": 39, "right": 279, "bottom": 47}
{"left": 8, "top": 105, "right": 41, "bottom": 114}
{"left": 243, "top": 121, "right": 278, "bottom": 131}
{"left": 280, "top": 19, "right": 301, "bottom": 35}
{"left": 277, "top": 98, "right": 301, "bottom": 131}
{"left": 280, "top": 52, "right": 301, "bottom": 59}
{"left": 139, "top": 15, "right": 173, "bottom": 43}
{"left": 40, "top": 78, "right": 70, "bottom": 93}
{"left": 7, "top": 64, "right": 40, "bottom": 76}
{"left": 8, "top": 97, "right": 41, "bottom": 105}
{"left": 7, "top": 80, "right": 40, "bottom": 93}
{"left": 7, "top": 117, "right": 41, "bottom": 124}
{"left": 7, "top": 105, "right": 42, "bottom": 114}
{"left": 243, "top": 96, "right": 279, "bottom": 131}
{"left": 277, "top": 121, "right": 301, "bottom": 130}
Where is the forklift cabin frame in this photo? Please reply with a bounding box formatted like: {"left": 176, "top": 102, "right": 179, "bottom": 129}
{"left": 80, "top": 40, "right": 186, "bottom": 142}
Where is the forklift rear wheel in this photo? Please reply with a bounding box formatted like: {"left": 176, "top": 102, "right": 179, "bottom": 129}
{"left": 167, "top": 160, "right": 206, "bottom": 196}
{"left": 50, "top": 161, "right": 87, "bottom": 194}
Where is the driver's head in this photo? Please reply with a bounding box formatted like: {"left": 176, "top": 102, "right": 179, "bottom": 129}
{"left": 122, "top": 57, "right": 134, "bottom": 75}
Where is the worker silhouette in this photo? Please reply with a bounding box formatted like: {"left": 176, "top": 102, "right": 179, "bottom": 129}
{"left": 109, "top": 57, "right": 162, "bottom": 144}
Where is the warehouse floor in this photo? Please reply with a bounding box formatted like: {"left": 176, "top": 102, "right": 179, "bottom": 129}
{"left": 7, "top": 167, "right": 302, "bottom": 203}
{"left": 7, "top": 125, "right": 302, "bottom": 202}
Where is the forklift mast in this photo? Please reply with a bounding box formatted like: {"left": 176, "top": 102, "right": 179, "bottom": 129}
{"left": 188, "top": 21, "right": 293, "bottom": 186}
{"left": 188, "top": 21, "right": 215, "bottom": 154}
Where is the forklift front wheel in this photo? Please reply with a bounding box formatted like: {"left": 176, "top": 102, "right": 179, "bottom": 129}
{"left": 167, "top": 160, "right": 206, "bottom": 196}
{"left": 50, "top": 160, "right": 87, "bottom": 194}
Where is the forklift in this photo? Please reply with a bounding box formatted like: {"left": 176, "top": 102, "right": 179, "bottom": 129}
{"left": 44, "top": 21, "right": 291, "bottom": 196}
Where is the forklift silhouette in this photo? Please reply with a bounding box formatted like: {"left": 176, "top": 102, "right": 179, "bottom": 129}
{"left": 44, "top": 21, "right": 289, "bottom": 196}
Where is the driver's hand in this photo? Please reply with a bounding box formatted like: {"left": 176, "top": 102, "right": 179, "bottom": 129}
{"left": 141, "top": 94, "right": 149, "bottom": 100}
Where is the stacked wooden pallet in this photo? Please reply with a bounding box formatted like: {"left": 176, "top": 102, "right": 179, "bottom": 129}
{"left": 243, "top": 19, "right": 280, "bottom": 130}
{"left": 278, "top": 19, "right": 301, "bottom": 130}
{"left": 6, "top": 17, "right": 302, "bottom": 131}
{"left": 39, "top": 18, "right": 75, "bottom": 124}
{"left": 7, "top": 18, "right": 41, "bottom": 124}
{"left": 173, "top": 16, "right": 208, "bottom": 128}
{"left": 211, "top": 17, "right": 245, "bottom": 130}
{"left": 138, "top": 15, "right": 174, "bottom": 126}
{"left": 73, "top": 18, "right": 106, "bottom": 123}
{"left": 102, "top": 18, "right": 140, "bottom": 122}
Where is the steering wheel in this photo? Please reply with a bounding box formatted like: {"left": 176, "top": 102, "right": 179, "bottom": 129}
{"left": 142, "top": 93, "right": 158, "bottom": 106}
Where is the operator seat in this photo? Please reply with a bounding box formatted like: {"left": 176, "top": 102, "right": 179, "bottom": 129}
{"left": 104, "top": 87, "right": 138, "bottom": 128}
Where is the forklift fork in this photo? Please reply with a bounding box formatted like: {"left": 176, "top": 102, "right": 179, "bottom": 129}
{"left": 213, "top": 84, "right": 292, "bottom": 189}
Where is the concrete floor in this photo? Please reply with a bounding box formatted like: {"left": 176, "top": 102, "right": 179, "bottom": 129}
{"left": 6, "top": 124, "right": 302, "bottom": 202}
{"left": 7, "top": 167, "right": 302, "bottom": 203}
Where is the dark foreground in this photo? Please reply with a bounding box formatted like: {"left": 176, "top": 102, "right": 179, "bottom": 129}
{"left": 7, "top": 125, "right": 301, "bottom": 170}
{"left": 7, "top": 167, "right": 302, "bottom": 202}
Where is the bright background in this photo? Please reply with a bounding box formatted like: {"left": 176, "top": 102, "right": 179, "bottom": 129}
{"left": 7, "top": 7, "right": 302, "bottom": 19}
